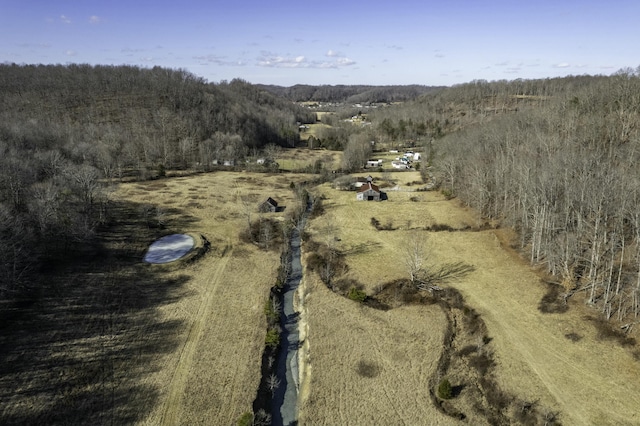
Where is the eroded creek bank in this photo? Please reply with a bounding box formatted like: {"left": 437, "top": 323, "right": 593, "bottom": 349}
{"left": 253, "top": 206, "right": 309, "bottom": 426}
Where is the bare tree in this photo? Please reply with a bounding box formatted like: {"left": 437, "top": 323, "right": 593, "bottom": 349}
{"left": 341, "top": 133, "right": 372, "bottom": 172}
{"left": 254, "top": 409, "right": 272, "bottom": 426}
{"left": 28, "top": 180, "right": 61, "bottom": 234}
{"left": 266, "top": 374, "right": 281, "bottom": 396}
{"left": 263, "top": 143, "right": 281, "bottom": 162}
{"left": 403, "top": 233, "right": 428, "bottom": 284}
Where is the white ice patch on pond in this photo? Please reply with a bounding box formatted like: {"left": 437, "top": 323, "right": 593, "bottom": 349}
{"left": 144, "top": 234, "right": 195, "bottom": 264}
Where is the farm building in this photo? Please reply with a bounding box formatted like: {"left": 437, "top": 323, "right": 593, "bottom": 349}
{"left": 259, "top": 197, "right": 279, "bottom": 212}
{"left": 403, "top": 152, "right": 422, "bottom": 160}
{"left": 366, "top": 159, "right": 382, "bottom": 168}
{"left": 354, "top": 175, "right": 374, "bottom": 188}
{"left": 356, "top": 182, "right": 381, "bottom": 201}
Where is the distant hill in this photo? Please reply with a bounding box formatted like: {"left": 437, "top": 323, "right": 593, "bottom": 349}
{"left": 256, "top": 84, "right": 444, "bottom": 103}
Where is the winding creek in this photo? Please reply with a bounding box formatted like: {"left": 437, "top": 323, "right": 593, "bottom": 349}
{"left": 271, "top": 215, "right": 306, "bottom": 425}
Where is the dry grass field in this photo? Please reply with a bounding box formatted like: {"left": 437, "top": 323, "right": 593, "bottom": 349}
{"left": 0, "top": 170, "right": 311, "bottom": 425}
{"left": 297, "top": 275, "right": 458, "bottom": 425}
{"left": 298, "top": 122, "right": 332, "bottom": 142}
{"left": 112, "top": 172, "right": 311, "bottom": 425}
{"left": 299, "top": 171, "right": 640, "bottom": 425}
{"left": 3, "top": 167, "right": 639, "bottom": 425}
{"left": 276, "top": 148, "right": 342, "bottom": 172}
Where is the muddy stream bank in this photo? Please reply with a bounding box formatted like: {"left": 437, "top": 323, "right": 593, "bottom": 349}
{"left": 252, "top": 205, "right": 308, "bottom": 426}
{"left": 270, "top": 217, "right": 304, "bottom": 426}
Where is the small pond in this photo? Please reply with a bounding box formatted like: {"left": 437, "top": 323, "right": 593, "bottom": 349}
{"left": 143, "top": 234, "right": 195, "bottom": 264}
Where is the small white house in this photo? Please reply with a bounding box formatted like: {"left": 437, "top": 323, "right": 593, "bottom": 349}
{"left": 392, "top": 161, "right": 409, "bottom": 169}
{"left": 366, "top": 159, "right": 383, "bottom": 168}
{"left": 403, "top": 152, "right": 422, "bottom": 161}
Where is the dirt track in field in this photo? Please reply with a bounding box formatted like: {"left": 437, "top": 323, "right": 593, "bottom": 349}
{"left": 160, "top": 250, "right": 232, "bottom": 426}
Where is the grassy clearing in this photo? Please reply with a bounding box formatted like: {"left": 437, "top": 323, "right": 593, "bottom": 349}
{"left": 275, "top": 148, "right": 341, "bottom": 172}
{"left": 298, "top": 273, "right": 455, "bottom": 425}
{"left": 314, "top": 111, "right": 335, "bottom": 122}
{"left": 300, "top": 171, "right": 640, "bottom": 425}
{"left": 299, "top": 122, "right": 332, "bottom": 142}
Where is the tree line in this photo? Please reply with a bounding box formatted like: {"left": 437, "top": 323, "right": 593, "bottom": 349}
{"left": 427, "top": 69, "right": 640, "bottom": 323}
{"left": 256, "top": 83, "right": 442, "bottom": 103}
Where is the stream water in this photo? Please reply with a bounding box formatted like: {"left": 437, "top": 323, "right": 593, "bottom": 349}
{"left": 270, "top": 216, "right": 305, "bottom": 426}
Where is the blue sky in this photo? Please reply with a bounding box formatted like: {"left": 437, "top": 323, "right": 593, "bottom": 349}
{"left": 1, "top": 0, "right": 639, "bottom": 86}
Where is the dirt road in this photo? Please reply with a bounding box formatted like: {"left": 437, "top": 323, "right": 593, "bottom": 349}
{"left": 160, "top": 251, "right": 232, "bottom": 426}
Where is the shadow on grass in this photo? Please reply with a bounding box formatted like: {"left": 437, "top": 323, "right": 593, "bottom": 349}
{"left": 0, "top": 199, "right": 199, "bottom": 425}
{"left": 421, "top": 262, "right": 476, "bottom": 286}
{"left": 538, "top": 282, "right": 569, "bottom": 314}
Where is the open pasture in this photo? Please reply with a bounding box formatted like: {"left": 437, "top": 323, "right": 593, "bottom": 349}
{"left": 299, "top": 171, "right": 640, "bottom": 425}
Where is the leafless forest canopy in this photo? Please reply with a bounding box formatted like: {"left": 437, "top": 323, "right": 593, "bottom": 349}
{"left": 428, "top": 70, "right": 640, "bottom": 322}
{"left": 2, "top": 62, "right": 640, "bottom": 327}
{"left": 256, "top": 83, "right": 443, "bottom": 103}
{"left": 0, "top": 64, "right": 314, "bottom": 297}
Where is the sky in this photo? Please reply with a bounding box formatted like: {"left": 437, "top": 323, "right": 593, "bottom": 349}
{"left": 1, "top": 0, "right": 639, "bottom": 86}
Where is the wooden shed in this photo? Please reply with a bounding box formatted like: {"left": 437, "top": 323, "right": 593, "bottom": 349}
{"left": 259, "top": 197, "right": 279, "bottom": 212}
{"left": 356, "top": 182, "right": 381, "bottom": 201}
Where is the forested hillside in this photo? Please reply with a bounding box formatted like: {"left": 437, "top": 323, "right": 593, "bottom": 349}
{"left": 0, "top": 64, "right": 314, "bottom": 299}
{"left": 256, "top": 83, "right": 442, "bottom": 103}
{"left": 410, "top": 70, "right": 640, "bottom": 323}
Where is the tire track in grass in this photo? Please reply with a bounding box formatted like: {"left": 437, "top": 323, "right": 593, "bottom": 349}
{"left": 160, "top": 250, "right": 232, "bottom": 426}
{"left": 363, "top": 317, "right": 410, "bottom": 425}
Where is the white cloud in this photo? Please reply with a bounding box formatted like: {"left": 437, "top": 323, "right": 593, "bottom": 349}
{"left": 60, "top": 15, "right": 71, "bottom": 24}
{"left": 89, "top": 15, "right": 101, "bottom": 24}
{"left": 336, "top": 57, "right": 355, "bottom": 66}
{"left": 554, "top": 62, "right": 570, "bottom": 68}
{"left": 435, "top": 53, "right": 445, "bottom": 58}
{"left": 194, "top": 54, "right": 246, "bottom": 66}
{"left": 257, "top": 51, "right": 356, "bottom": 69}
{"left": 326, "top": 49, "right": 340, "bottom": 57}
{"left": 258, "top": 53, "right": 308, "bottom": 68}
{"left": 140, "top": 56, "right": 154, "bottom": 62}
{"left": 65, "top": 50, "right": 76, "bottom": 56}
